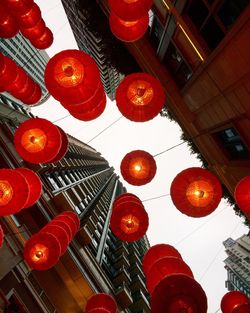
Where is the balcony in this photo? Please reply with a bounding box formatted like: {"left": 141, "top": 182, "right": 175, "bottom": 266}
{"left": 115, "top": 283, "right": 133, "bottom": 309}
{"left": 114, "top": 253, "right": 130, "bottom": 269}
{"left": 130, "top": 275, "right": 148, "bottom": 294}
{"left": 113, "top": 266, "right": 131, "bottom": 286}
{"left": 129, "top": 290, "right": 151, "bottom": 313}
{"left": 75, "top": 225, "right": 92, "bottom": 246}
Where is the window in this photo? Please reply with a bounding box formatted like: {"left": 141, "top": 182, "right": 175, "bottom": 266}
{"left": 215, "top": 127, "right": 250, "bottom": 160}
{"left": 149, "top": 17, "right": 164, "bottom": 50}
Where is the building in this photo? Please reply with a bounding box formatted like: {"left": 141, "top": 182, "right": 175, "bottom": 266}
{"left": 0, "top": 32, "right": 50, "bottom": 105}
{"left": 0, "top": 94, "right": 150, "bottom": 313}
{"left": 61, "top": 0, "right": 141, "bottom": 101}
{"left": 96, "top": 0, "right": 250, "bottom": 221}
{"left": 223, "top": 235, "right": 250, "bottom": 298}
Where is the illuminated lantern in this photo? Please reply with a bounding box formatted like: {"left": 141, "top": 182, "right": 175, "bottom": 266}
{"left": 116, "top": 72, "right": 165, "bottom": 122}
{"left": 108, "top": 0, "right": 153, "bottom": 21}
{"left": 143, "top": 244, "right": 182, "bottom": 276}
{"left": 110, "top": 197, "right": 148, "bottom": 242}
{"left": 45, "top": 50, "right": 100, "bottom": 105}
{"left": 70, "top": 97, "right": 106, "bottom": 121}
{"left": 120, "top": 150, "right": 156, "bottom": 185}
{"left": 151, "top": 274, "right": 207, "bottom": 313}
{"left": 5, "top": 67, "right": 27, "bottom": 94}
{"left": 234, "top": 176, "right": 250, "bottom": 215}
{"left": 17, "top": 3, "right": 41, "bottom": 29}
{"left": 21, "top": 19, "right": 46, "bottom": 40}
{"left": 170, "top": 167, "right": 222, "bottom": 218}
{"left": 61, "top": 211, "right": 80, "bottom": 231}
{"left": 113, "top": 193, "right": 140, "bottom": 209}
{"left": 54, "top": 211, "right": 80, "bottom": 240}
{"left": 221, "top": 291, "right": 250, "bottom": 313}
{"left": 0, "top": 54, "right": 18, "bottom": 88}
{"left": 0, "top": 169, "right": 29, "bottom": 216}
{"left": 146, "top": 257, "right": 193, "bottom": 294}
{"left": 14, "top": 118, "right": 62, "bottom": 164}
{"left": 30, "top": 27, "right": 53, "bottom": 49}
{"left": 16, "top": 168, "right": 42, "bottom": 208}
{"left": 11, "top": 77, "right": 35, "bottom": 100}
{"left": 41, "top": 224, "right": 70, "bottom": 255}
{"left": 109, "top": 12, "right": 149, "bottom": 42}
{"left": 48, "top": 219, "right": 73, "bottom": 242}
{"left": 48, "top": 127, "right": 68, "bottom": 163}
{"left": 24, "top": 232, "right": 61, "bottom": 270}
{"left": 0, "top": 4, "right": 19, "bottom": 38}
{"left": 86, "top": 293, "right": 117, "bottom": 313}
{"left": 0, "top": 225, "right": 3, "bottom": 248}
{"left": 22, "top": 83, "right": 42, "bottom": 105}
{"left": 3, "top": 0, "right": 34, "bottom": 15}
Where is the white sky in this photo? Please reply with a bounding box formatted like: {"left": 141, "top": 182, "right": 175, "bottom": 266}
{"left": 32, "top": 1, "right": 248, "bottom": 312}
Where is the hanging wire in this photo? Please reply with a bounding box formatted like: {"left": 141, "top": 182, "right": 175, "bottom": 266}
{"left": 153, "top": 141, "right": 187, "bottom": 157}
{"left": 52, "top": 114, "right": 71, "bottom": 123}
{"left": 87, "top": 115, "right": 123, "bottom": 144}
{"left": 142, "top": 193, "right": 170, "bottom": 202}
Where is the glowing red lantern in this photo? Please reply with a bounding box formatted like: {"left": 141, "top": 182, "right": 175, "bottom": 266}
{"left": 113, "top": 193, "right": 140, "bottom": 209}
{"left": 24, "top": 232, "right": 61, "bottom": 270}
{"left": 48, "top": 219, "right": 73, "bottom": 242}
{"left": 108, "top": 0, "right": 153, "bottom": 21}
{"left": 17, "top": 3, "right": 41, "bottom": 29}
{"left": 45, "top": 50, "right": 100, "bottom": 105}
{"left": 109, "top": 12, "right": 149, "bottom": 42}
{"left": 5, "top": 67, "right": 27, "bottom": 93}
{"left": 221, "top": 291, "right": 250, "bottom": 313}
{"left": 0, "top": 225, "right": 4, "bottom": 248}
{"left": 30, "top": 27, "right": 53, "bottom": 49}
{"left": 120, "top": 150, "right": 156, "bottom": 185}
{"left": 41, "top": 224, "right": 70, "bottom": 255}
{"left": 48, "top": 127, "right": 68, "bottom": 163}
{"left": 22, "top": 83, "right": 42, "bottom": 105}
{"left": 143, "top": 244, "right": 182, "bottom": 276}
{"left": 170, "top": 167, "right": 222, "bottom": 218}
{"left": 54, "top": 212, "right": 80, "bottom": 239}
{"left": 146, "top": 257, "right": 194, "bottom": 294}
{"left": 70, "top": 97, "right": 106, "bottom": 121}
{"left": 110, "top": 197, "right": 148, "bottom": 242}
{"left": 16, "top": 168, "right": 42, "bottom": 208}
{"left": 0, "top": 169, "right": 29, "bottom": 216}
{"left": 151, "top": 274, "right": 207, "bottom": 313}
{"left": 61, "top": 211, "right": 80, "bottom": 231}
{"left": 234, "top": 176, "right": 250, "bottom": 215}
{"left": 11, "top": 77, "right": 35, "bottom": 101}
{"left": 0, "top": 54, "right": 18, "bottom": 88}
{"left": 116, "top": 72, "right": 165, "bottom": 122}
{"left": 14, "top": 118, "right": 62, "bottom": 164}
{"left": 3, "top": 0, "right": 34, "bottom": 15}
{"left": 21, "top": 19, "right": 46, "bottom": 40}
{"left": 86, "top": 293, "right": 117, "bottom": 313}
{"left": 0, "top": 4, "right": 19, "bottom": 38}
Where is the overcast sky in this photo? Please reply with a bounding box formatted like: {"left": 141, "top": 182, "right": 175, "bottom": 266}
{"left": 32, "top": 1, "right": 248, "bottom": 312}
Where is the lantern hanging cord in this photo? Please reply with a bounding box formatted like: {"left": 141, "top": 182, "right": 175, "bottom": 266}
{"left": 142, "top": 193, "right": 170, "bottom": 202}
{"left": 153, "top": 141, "right": 186, "bottom": 157}
{"left": 87, "top": 116, "right": 123, "bottom": 144}
{"left": 52, "top": 114, "right": 71, "bottom": 123}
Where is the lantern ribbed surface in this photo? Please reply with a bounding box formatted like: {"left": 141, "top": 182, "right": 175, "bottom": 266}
{"left": 234, "top": 176, "right": 250, "bottom": 215}
{"left": 0, "top": 3, "right": 19, "bottom": 38}
{"left": 221, "top": 291, "right": 250, "bottom": 313}
{"left": 48, "top": 127, "right": 69, "bottom": 163}
{"left": 86, "top": 293, "right": 117, "bottom": 313}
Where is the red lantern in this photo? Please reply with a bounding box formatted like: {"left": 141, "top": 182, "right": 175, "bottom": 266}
{"left": 30, "top": 27, "right": 53, "bottom": 49}
{"left": 0, "top": 169, "right": 29, "bottom": 216}
{"left": 61, "top": 211, "right": 80, "bottom": 231}
{"left": 234, "top": 176, "right": 250, "bottom": 215}
{"left": 109, "top": 12, "right": 149, "bottom": 42}
{"left": 113, "top": 193, "right": 140, "bottom": 209}
{"left": 170, "top": 167, "right": 222, "bottom": 218}
{"left": 151, "top": 274, "right": 207, "bottom": 313}
{"left": 24, "top": 232, "right": 61, "bottom": 270}
{"left": 22, "top": 83, "right": 42, "bottom": 105}
{"left": 48, "top": 127, "right": 68, "bottom": 163}
{"left": 143, "top": 244, "right": 182, "bottom": 276}
{"left": 45, "top": 50, "right": 100, "bottom": 105}
{"left": 110, "top": 197, "right": 148, "bottom": 242}
{"left": 21, "top": 19, "right": 46, "bottom": 40}
{"left": 0, "top": 225, "right": 4, "bottom": 248}
{"left": 47, "top": 219, "right": 73, "bottom": 242}
{"left": 221, "top": 291, "right": 250, "bottom": 313}
{"left": 16, "top": 168, "right": 42, "bottom": 208}
{"left": 5, "top": 66, "right": 27, "bottom": 93}
{"left": 3, "top": 0, "right": 34, "bottom": 15}
{"left": 86, "top": 293, "right": 117, "bottom": 313}
{"left": 116, "top": 72, "right": 165, "bottom": 122}
{"left": 0, "top": 54, "right": 18, "bottom": 88}
{"left": 120, "top": 150, "right": 156, "bottom": 185}
{"left": 41, "top": 224, "right": 70, "bottom": 255}
{"left": 54, "top": 212, "right": 80, "bottom": 239}
{"left": 14, "top": 118, "right": 62, "bottom": 164}
{"left": 70, "top": 97, "right": 106, "bottom": 121}
{"left": 17, "top": 3, "right": 41, "bottom": 29}
{"left": 11, "top": 77, "right": 35, "bottom": 101}
{"left": 0, "top": 4, "right": 19, "bottom": 38}
{"left": 108, "top": 0, "right": 153, "bottom": 21}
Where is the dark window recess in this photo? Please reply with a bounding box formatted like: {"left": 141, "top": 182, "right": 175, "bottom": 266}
{"left": 149, "top": 17, "right": 164, "bottom": 50}
{"left": 200, "top": 16, "right": 225, "bottom": 49}
{"left": 186, "top": 0, "right": 209, "bottom": 29}
{"left": 163, "top": 42, "right": 192, "bottom": 88}
{"left": 218, "top": 0, "right": 249, "bottom": 29}
{"left": 216, "top": 127, "right": 250, "bottom": 160}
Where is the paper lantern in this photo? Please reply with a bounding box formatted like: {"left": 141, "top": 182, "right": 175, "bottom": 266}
{"left": 11, "top": 77, "right": 35, "bottom": 101}
{"left": 116, "top": 72, "right": 165, "bottom": 122}
{"left": 0, "top": 54, "right": 18, "bottom": 88}
{"left": 146, "top": 257, "right": 194, "bottom": 294}
{"left": 109, "top": 12, "right": 149, "bottom": 42}
{"left": 143, "top": 244, "right": 182, "bottom": 276}
{"left": 86, "top": 293, "right": 117, "bottom": 313}
{"left": 120, "top": 150, "right": 156, "bottom": 185}
{"left": 234, "top": 176, "right": 250, "bottom": 215}
{"left": 170, "top": 167, "right": 222, "bottom": 217}
{"left": 221, "top": 291, "right": 250, "bottom": 313}
{"left": 5, "top": 67, "right": 27, "bottom": 93}
{"left": 0, "top": 169, "right": 29, "bottom": 216}
{"left": 48, "top": 126, "right": 68, "bottom": 163}
{"left": 16, "top": 168, "right": 42, "bottom": 208}
{"left": 0, "top": 4, "right": 19, "bottom": 38}
{"left": 45, "top": 50, "right": 100, "bottom": 104}
{"left": 30, "top": 27, "right": 53, "bottom": 49}
{"left": 110, "top": 198, "right": 148, "bottom": 242}
{"left": 48, "top": 219, "right": 73, "bottom": 242}
{"left": 108, "top": 0, "right": 153, "bottom": 21}
{"left": 14, "top": 118, "right": 62, "bottom": 164}
{"left": 54, "top": 212, "right": 80, "bottom": 240}
{"left": 23, "top": 83, "right": 42, "bottom": 105}
{"left": 3, "top": 0, "right": 34, "bottom": 15}
{"left": 113, "top": 193, "right": 141, "bottom": 209}
{"left": 41, "top": 224, "right": 70, "bottom": 255}
{"left": 17, "top": 3, "right": 41, "bottom": 29}
{"left": 24, "top": 232, "right": 61, "bottom": 270}
{"left": 70, "top": 97, "right": 106, "bottom": 121}
{"left": 61, "top": 211, "right": 80, "bottom": 231}
{"left": 21, "top": 19, "right": 46, "bottom": 40}
{"left": 151, "top": 274, "right": 207, "bottom": 313}
{"left": 0, "top": 225, "right": 4, "bottom": 248}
